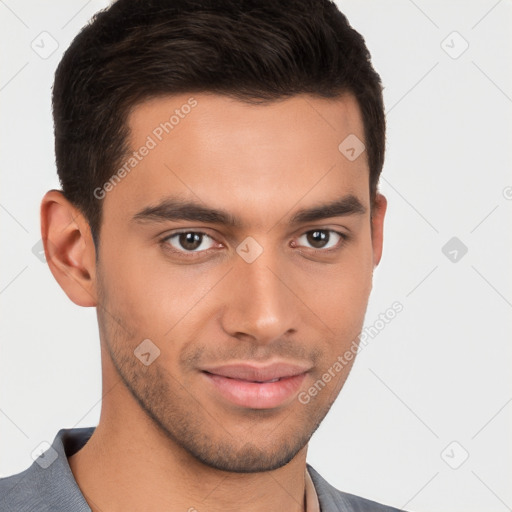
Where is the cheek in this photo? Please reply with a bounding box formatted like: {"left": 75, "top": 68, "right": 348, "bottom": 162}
{"left": 302, "top": 246, "right": 373, "bottom": 401}
{"left": 317, "top": 238, "right": 374, "bottom": 331}
{"left": 98, "top": 240, "right": 219, "bottom": 343}
{"left": 98, "top": 242, "right": 173, "bottom": 339}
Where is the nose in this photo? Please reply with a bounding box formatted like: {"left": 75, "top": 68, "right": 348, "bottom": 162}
{"left": 219, "top": 243, "right": 301, "bottom": 345}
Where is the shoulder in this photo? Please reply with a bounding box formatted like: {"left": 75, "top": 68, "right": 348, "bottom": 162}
{"left": 0, "top": 456, "right": 90, "bottom": 512}
{"left": 0, "top": 463, "right": 51, "bottom": 511}
{"left": 307, "top": 463, "right": 406, "bottom": 512}
{"left": 0, "top": 427, "right": 94, "bottom": 512}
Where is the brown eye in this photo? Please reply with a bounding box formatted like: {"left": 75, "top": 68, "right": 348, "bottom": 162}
{"left": 307, "top": 230, "right": 329, "bottom": 249}
{"left": 163, "top": 231, "right": 215, "bottom": 253}
{"left": 296, "top": 229, "right": 346, "bottom": 251}
{"left": 178, "top": 232, "right": 203, "bottom": 251}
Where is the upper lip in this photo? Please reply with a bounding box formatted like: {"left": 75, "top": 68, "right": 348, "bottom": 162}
{"left": 201, "top": 361, "right": 311, "bottom": 382}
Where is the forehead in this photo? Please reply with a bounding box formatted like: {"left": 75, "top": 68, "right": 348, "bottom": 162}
{"left": 103, "top": 92, "right": 369, "bottom": 228}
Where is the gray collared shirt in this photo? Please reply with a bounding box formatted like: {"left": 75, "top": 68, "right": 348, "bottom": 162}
{"left": 0, "top": 427, "right": 405, "bottom": 511}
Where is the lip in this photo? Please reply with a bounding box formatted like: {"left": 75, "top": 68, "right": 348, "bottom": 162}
{"left": 201, "top": 362, "right": 311, "bottom": 381}
{"left": 201, "top": 361, "right": 310, "bottom": 409}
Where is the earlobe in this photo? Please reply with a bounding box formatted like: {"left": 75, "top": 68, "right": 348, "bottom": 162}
{"left": 371, "top": 192, "right": 387, "bottom": 268}
{"left": 40, "top": 190, "right": 98, "bottom": 307}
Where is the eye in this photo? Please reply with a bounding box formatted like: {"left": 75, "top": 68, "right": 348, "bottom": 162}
{"left": 160, "top": 228, "right": 348, "bottom": 259}
{"left": 162, "top": 231, "right": 217, "bottom": 253}
{"left": 294, "top": 229, "right": 347, "bottom": 251}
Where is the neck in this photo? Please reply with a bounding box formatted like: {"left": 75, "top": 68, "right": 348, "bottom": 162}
{"left": 68, "top": 348, "right": 309, "bottom": 512}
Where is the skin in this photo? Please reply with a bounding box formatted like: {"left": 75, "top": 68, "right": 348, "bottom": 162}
{"left": 41, "top": 92, "right": 387, "bottom": 512}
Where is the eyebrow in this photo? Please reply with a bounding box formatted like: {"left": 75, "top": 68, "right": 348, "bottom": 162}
{"left": 132, "top": 194, "right": 366, "bottom": 228}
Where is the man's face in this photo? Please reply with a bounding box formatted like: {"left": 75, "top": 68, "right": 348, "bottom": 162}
{"left": 95, "top": 92, "right": 385, "bottom": 472}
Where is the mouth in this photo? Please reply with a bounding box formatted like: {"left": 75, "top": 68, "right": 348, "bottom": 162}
{"left": 204, "top": 374, "right": 282, "bottom": 383}
{"left": 200, "top": 361, "right": 310, "bottom": 409}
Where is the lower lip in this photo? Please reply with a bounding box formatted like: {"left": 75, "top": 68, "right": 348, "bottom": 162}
{"left": 202, "top": 372, "right": 307, "bottom": 409}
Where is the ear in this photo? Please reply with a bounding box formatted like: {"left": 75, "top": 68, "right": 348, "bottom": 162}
{"left": 40, "top": 190, "right": 98, "bottom": 307}
{"left": 370, "top": 192, "right": 387, "bottom": 268}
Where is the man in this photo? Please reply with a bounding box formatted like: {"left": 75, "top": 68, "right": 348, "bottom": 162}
{"left": 0, "top": 0, "right": 404, "bottom": 510}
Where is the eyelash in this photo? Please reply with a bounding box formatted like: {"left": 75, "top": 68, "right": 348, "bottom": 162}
{"left": 159, "top": 229, "right": 349, "bottom": 259}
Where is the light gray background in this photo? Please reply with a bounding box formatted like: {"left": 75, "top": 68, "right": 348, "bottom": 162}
{"left": 1, "top": 1, "right": 511, "bottom": 511}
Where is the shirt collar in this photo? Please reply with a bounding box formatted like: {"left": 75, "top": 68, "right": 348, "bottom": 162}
{"left": 305, "top": 466, "right": 321, "bottom": 512}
